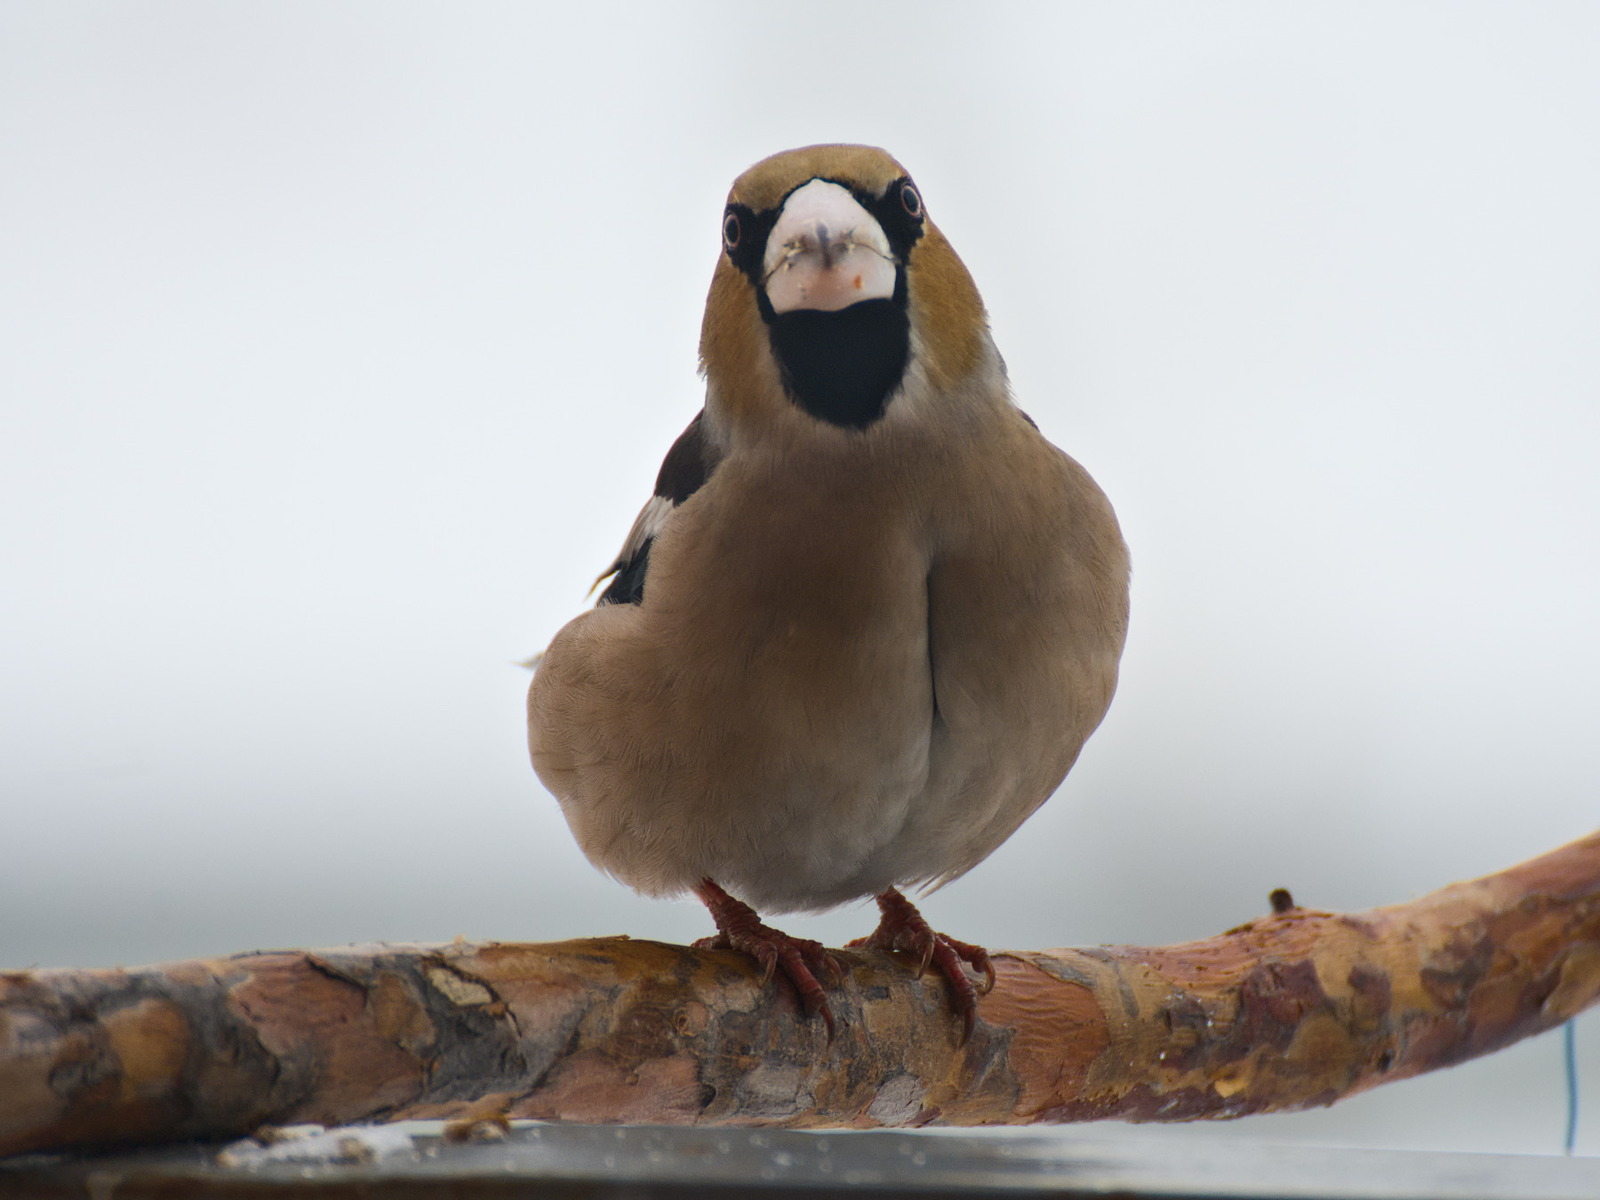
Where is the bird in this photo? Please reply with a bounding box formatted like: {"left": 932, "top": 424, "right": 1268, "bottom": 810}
{"left": 528, "top": 144, "right": 1130, "bottom": 1040}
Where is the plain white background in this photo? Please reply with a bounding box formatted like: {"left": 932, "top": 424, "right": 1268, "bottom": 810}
{"left": 3, "top": 1, "right": 1597, "bottom": 1157}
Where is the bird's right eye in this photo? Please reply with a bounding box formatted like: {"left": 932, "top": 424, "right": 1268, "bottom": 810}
{"left": 722, "top": 210, "right": 741, "bottom": 251}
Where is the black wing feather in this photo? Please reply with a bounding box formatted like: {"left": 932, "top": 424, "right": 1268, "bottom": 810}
{"left": 596, "top": 412, "right": 716, "bottom": 607}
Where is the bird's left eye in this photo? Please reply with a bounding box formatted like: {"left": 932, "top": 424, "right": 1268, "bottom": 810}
{"left": 899, "top": 181, "right": 922, "bottom": 219}
{"left": 722, "top": 210, "right": 742, "bottom": 250}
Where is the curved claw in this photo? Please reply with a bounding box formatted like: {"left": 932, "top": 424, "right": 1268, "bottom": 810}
{"left": 966, "top": 947, "right": 992, "bottom": 998}
{"left": 937, "top": 934, "right": 995, "bottom": 996}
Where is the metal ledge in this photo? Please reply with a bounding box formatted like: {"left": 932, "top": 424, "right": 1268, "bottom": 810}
{"left": 3, "top": 1121, "right": 1597, "bottom": 1199}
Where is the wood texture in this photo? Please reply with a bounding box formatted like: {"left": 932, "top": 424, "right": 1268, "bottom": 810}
{"left": 4, "top": 831, "right": 1599, "bottom": 1157}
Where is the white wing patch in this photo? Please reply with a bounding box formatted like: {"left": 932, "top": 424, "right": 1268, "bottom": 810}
{"left": 593, "top": 494, "right": 674, "bottom": 595}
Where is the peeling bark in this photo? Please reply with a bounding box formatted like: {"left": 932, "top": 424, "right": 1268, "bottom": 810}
{"left": 3, "top": 832, "right": 1599, "bottom": 1157}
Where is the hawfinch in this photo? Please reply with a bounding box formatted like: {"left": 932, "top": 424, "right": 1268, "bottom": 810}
{"left": 528, "top": 145, "right": 1130, "bottom": 1038}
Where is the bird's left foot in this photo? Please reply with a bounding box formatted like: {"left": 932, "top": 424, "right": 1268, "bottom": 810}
{"left": 849, "top": 887, "right": 996, "bottom": 1043}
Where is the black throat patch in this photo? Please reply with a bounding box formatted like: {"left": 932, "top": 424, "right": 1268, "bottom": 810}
{"left": 764, "top": 296, "right": 910, "bottom": 430}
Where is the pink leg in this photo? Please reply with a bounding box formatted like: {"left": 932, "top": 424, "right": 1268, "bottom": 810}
{"left": 692, "top": 879, "right": 842, "bottom": 1037}
{"left": 848, "top": 887, "right": 995, "bottom": 1042}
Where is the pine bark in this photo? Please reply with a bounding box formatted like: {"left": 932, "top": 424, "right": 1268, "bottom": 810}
{"left": 4, "top": 831, "right": 1599, "bottom": 1157}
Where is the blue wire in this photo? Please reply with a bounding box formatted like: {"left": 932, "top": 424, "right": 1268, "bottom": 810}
{"left": 1564, "top": 1018, "right": 1579, "bottom": 1156}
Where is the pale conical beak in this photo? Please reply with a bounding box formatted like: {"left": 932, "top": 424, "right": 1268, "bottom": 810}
{"left": 762, "top": 179, "right": 897, "bottom": 315}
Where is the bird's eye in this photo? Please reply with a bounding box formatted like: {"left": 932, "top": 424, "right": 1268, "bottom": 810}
{"left": 722, "top": 211, "right": 741, "bottom": 250}
{"left": 899, "top": 182, "right": 922, "bottom": 219}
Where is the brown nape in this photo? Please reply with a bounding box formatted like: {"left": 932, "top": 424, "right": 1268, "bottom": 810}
{"left": 691, "top": 879, "right": 842, "bottom": 1038}
{"left": 849, "top": 887, "right": 995, "bottom": 1044}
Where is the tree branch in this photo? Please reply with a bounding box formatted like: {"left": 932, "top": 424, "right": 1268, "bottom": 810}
{"left": 4, "top": 831, "right": 1599, "bottom": 1157}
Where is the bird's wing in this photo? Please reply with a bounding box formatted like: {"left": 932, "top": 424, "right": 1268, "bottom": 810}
{"left": 595, "top": 410, "right": 721, "bottom": 606}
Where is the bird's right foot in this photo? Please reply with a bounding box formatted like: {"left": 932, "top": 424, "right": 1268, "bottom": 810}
{"left": 692, "top": 879, "right": 842, "bottom": 1037}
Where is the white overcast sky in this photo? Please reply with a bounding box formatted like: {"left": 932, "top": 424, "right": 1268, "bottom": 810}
{"left": 3, "top": 0, "right": 1598, "bottom": 1157}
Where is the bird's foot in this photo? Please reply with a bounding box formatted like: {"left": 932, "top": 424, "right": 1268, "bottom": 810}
{"left": 692, "top": 879, "right": 842, "bottom": 1037}
{"left": 848, "top": 887, "right": 995, "bottom": 1043}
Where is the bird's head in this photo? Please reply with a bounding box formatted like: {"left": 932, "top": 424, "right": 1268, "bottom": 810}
{"left": 700, "top": 145, "right": 990, "bottom": 433}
